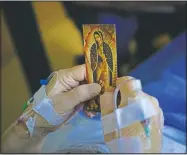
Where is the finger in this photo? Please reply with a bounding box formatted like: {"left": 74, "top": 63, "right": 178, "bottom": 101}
{"left": 116, "top": 76, "right": 135, "bottom": 86}
{"left": 53, "top": 83, "right": 101, "bottom": 110}
{"left": 116, "top": 76, "right": 139, "bottom": 91}
{"left": 58, "top": 64, "right": 86, "bottom": 89}
{"left": 64, "top": 83, "right": 101, "bottom": 108}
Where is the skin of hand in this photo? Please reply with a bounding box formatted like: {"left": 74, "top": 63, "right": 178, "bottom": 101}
{"left": 100, "top": 76, "right": 161, "bottom": 115}
{"left": 100, "top": 76, "right": 163, "bottom": 153}
{"left": 36, "top": 64, "right": 102, "bottom": 129}
{"left": 1, "top": 64, "right": 101, "bottom": 153}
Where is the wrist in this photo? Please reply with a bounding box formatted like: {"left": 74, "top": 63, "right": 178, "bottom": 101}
{"left": 20, "top": 75, "right": 65, "bottom": 136}
{"left": 13, "top": 120, "right": 30, "bottom": 139}
{"left": 16, "top": 116, "right": 50, "bottom": 139}
{"left": 19, "top": 104, "right": 50, "bottom": 138}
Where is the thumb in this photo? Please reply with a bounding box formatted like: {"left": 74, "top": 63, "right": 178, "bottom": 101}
{"left": 53, "top": 83, "right": 101, "bottom": 110}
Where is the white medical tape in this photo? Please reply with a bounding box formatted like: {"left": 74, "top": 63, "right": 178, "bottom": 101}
{"left": 131, "top": 79, "right": 142, "bottom": 90}
{"left": 106, "top": 136, "right": 142, "bottom": 153}
{"left": 33, "top": 85, "right": 47, "bottom": 106}
{"left": 32, "top": 85, "right": 64, "bottom": 126}
{"left": 25, "top": 115, "right": 37, "bottom": 137}
{"left": 101, "top": 97, "right": 157, "bottom": 135}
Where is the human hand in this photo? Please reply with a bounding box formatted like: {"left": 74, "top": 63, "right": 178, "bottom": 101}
{"left": 100, "top": 76, "right": 163, "bottom": 153}
{"left": 100, "top": 76, "right": 160, "bottom": 115}
{"left": 48, "top": 64, "right": 101, "bottom": 119}
{"left": 21, "top": 65, "right": 101, "bottom": 135}
{"left": 2, "top": 65, "right": 102, "bottom": 153}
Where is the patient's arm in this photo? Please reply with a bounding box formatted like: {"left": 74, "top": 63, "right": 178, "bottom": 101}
{"left": 1, "top": 65, "right": 101, "bottom": 153}
{"left": 1, "top": 116, "right": 46, "bottom": 153}
{"left": 1, "top": 75, "right": 57, "bottom": 153}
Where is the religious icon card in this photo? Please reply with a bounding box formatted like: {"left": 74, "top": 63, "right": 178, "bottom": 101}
{"left": 82, "top": 24, "right": 117, "bottom": 113}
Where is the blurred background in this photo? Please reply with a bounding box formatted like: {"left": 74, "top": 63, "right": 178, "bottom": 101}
{"left": 1, "top": 2, "right": 186, "bottom": 151}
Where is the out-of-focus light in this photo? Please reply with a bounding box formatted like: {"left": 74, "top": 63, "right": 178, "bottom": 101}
{"left": 153, "top": 33, "right": 172, "bottom": 49}
{"left": 128, "top": 39, "right": 137, "bottom": 55}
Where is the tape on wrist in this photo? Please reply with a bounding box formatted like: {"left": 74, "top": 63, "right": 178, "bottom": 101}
{"left": 21, "top": 73, "right": 65, "bottom": 136}
{"left": 25, "top": 115, "right": 37, "bottom": 137}
{"left": 101, "top": 79, "right": 157, "bottom": 152}
{"left": 101, "top": 97, "right": 156, "bottom": 135}
{"left": 32, "top": 85, "right": 64, "bottom": 126}
{"left": 102, "top": 79, "right": 156, "bottom": 135}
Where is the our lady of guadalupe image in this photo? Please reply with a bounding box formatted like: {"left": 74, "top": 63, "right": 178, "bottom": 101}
{"left": 90, "top": 30, "right": 113, "bottom": 92}
{"left": 83, "top": 24, "right": 117, "bottom": 113}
